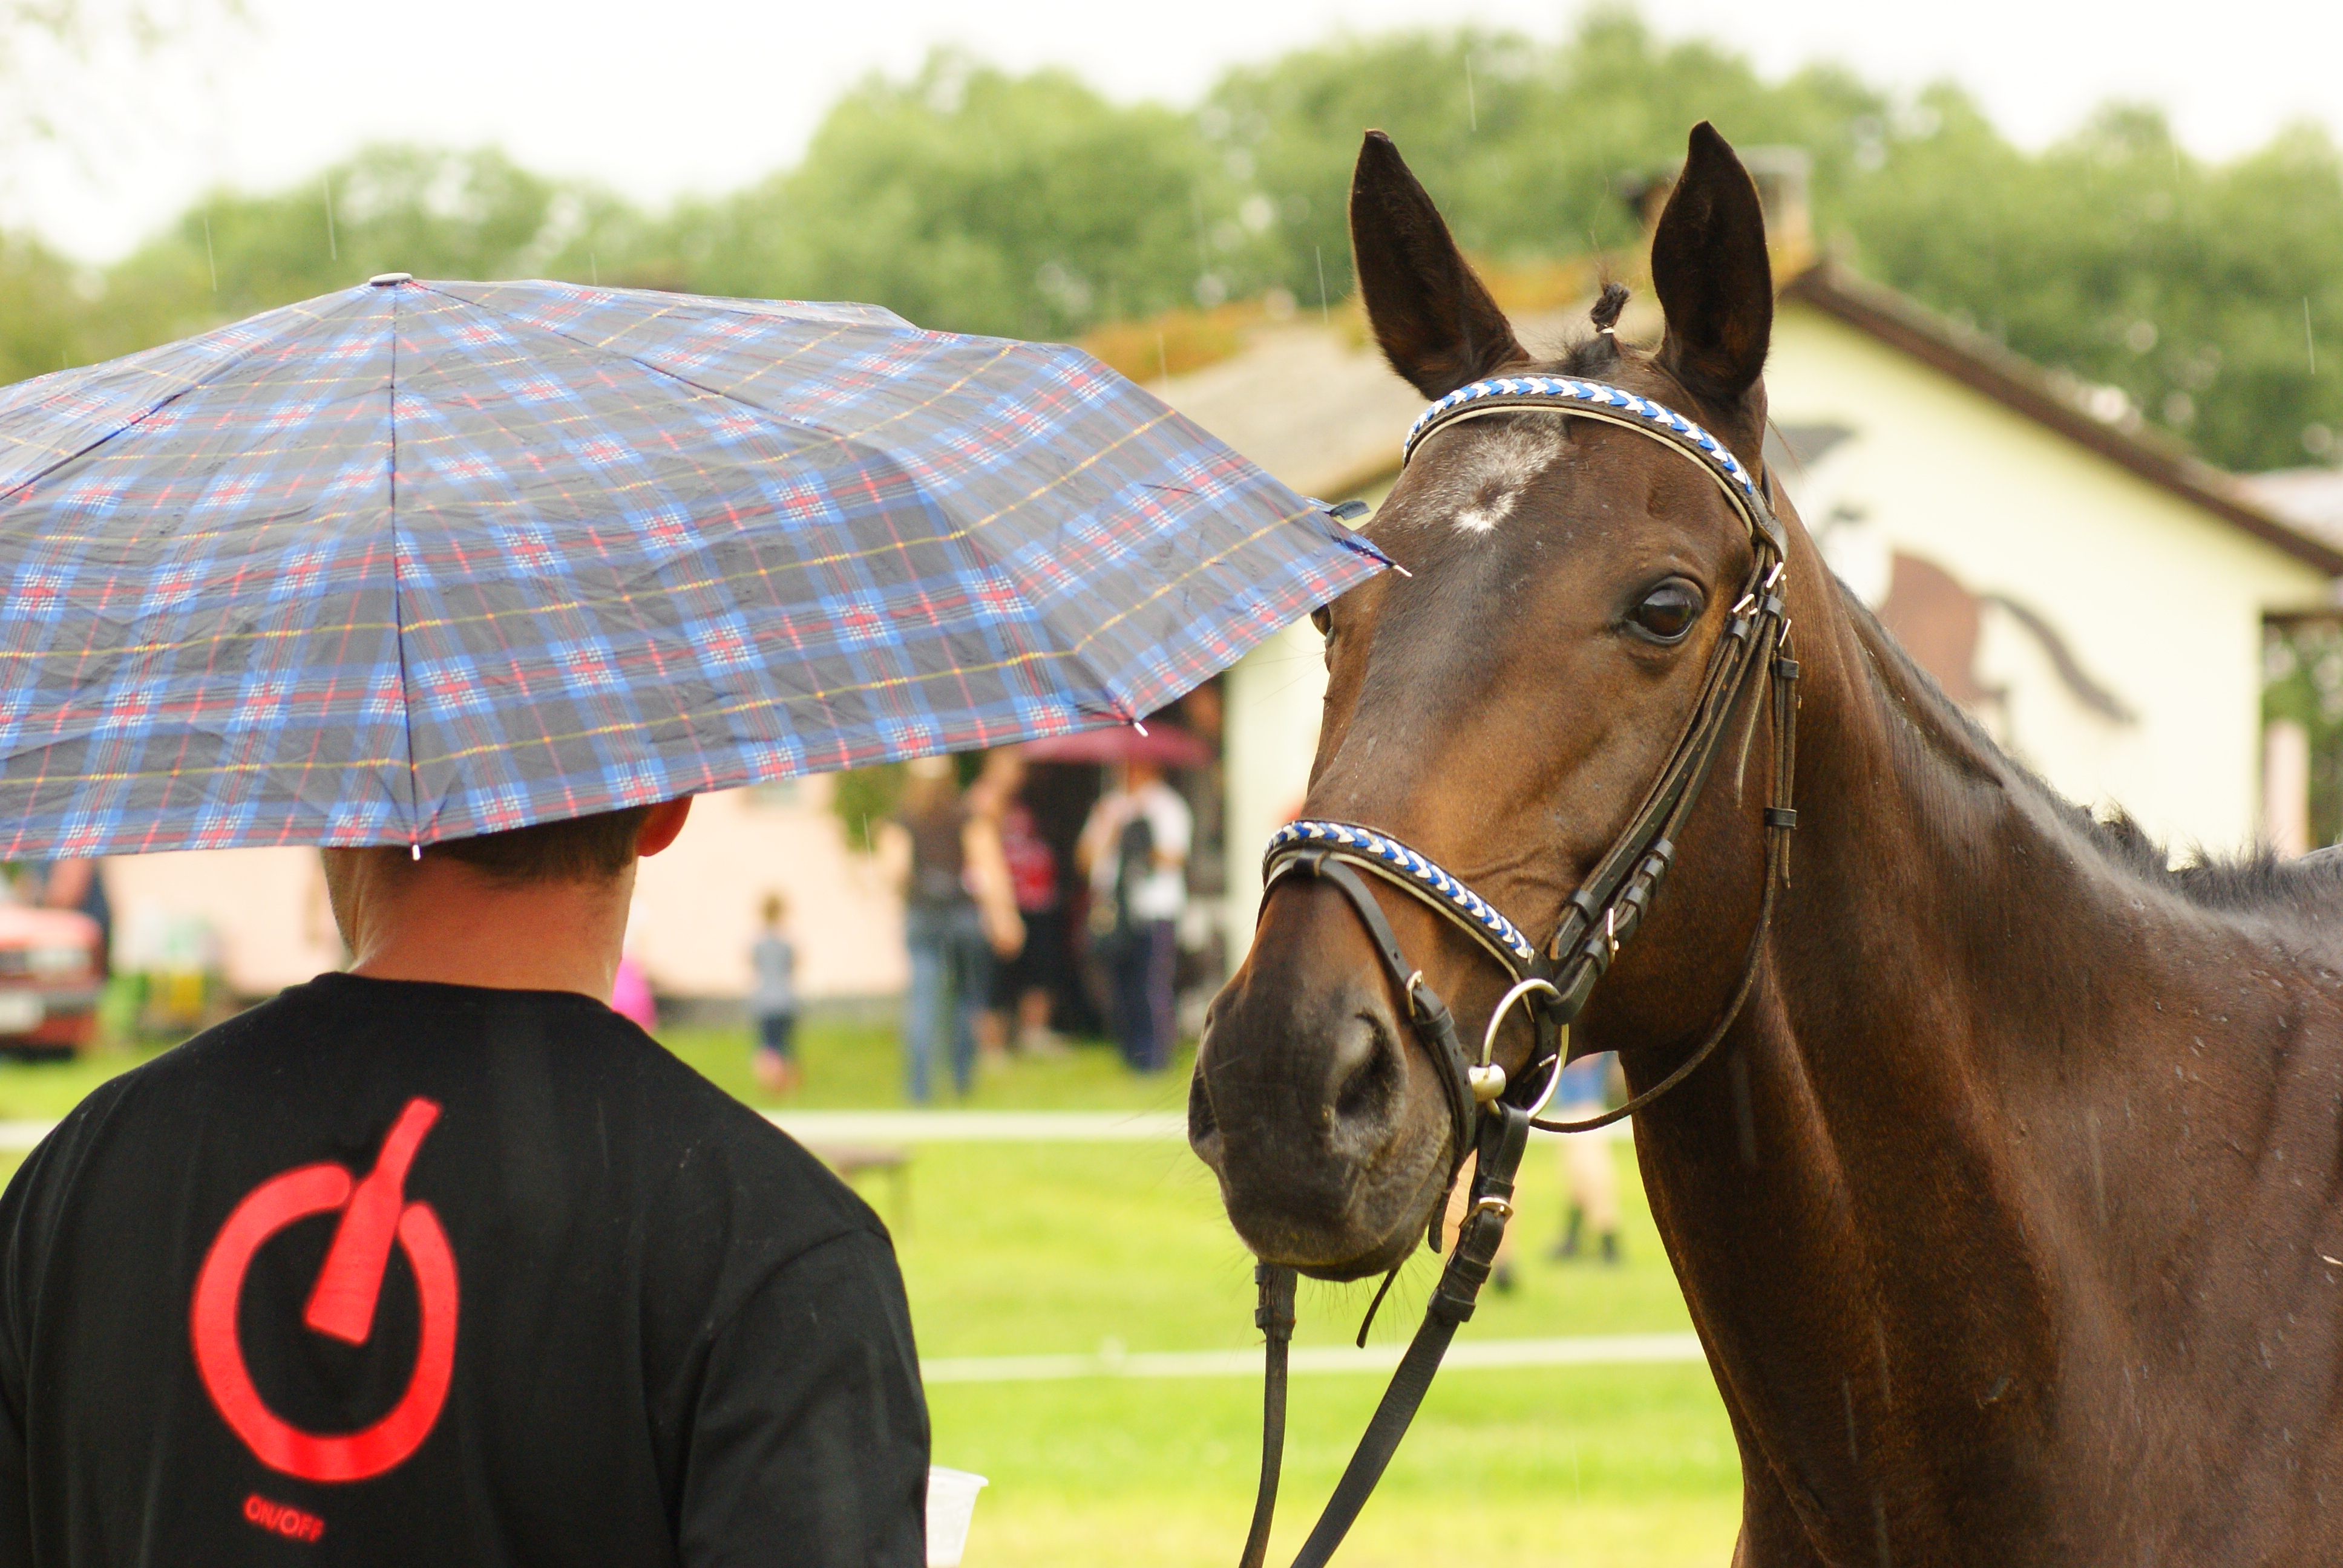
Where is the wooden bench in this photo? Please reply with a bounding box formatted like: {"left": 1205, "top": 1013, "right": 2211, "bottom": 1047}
{"left": 806, "top": 1143, "right": 913, "bottom": 1229}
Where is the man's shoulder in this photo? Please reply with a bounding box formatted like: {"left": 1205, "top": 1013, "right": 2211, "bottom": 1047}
{"left": 44, "top": 979, "right": 859, "bottom": 1210}
{"left": 12, "top": 979, "right": 886, "bottom": 1277}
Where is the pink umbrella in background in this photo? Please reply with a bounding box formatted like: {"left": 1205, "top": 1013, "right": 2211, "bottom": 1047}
{"left": 1018, "top": 724, "right": 1213, "bottom": 768}
{"left": 611, "top": 955, "right": 658, "bottom": 1031}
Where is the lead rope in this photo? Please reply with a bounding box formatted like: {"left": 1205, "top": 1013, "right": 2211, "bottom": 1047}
{"left": 1239, "top": 1263, "right": 1297, "bottom": 1568}
{"left": 1240, "top": 1104, "right": 1532, "bottom": 1568}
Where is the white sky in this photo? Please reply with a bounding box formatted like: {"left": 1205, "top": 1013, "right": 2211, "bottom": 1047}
{"left": 13, "top": 0, "right": 2343, "bottom": 261}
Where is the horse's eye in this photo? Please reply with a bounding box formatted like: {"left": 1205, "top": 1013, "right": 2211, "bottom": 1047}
{"left": 1627, "top": 580, "right": 1703, "bottom": 644}
{"left": 1310, "top": 606, "right": 1332, "bottom": 638}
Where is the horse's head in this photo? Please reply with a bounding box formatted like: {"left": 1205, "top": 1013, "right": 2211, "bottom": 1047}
{"left": 1191, "top": 123, "right": 1792, "bottom": 1278}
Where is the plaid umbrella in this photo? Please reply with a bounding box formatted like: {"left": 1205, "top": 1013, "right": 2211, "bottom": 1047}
{"left": 0, "top": 277, "right": 1382, "bottom": 858}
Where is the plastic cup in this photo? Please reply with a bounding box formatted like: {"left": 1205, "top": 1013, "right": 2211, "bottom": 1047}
{"left": 925, "top": 1466, "right": 990, "bottom": 1567}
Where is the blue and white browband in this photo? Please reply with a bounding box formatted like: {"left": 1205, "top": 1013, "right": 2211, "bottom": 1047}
{"left": 1263, "top": 820, "right": 1538, "bottom": 968}
{"left": 1400, "top": 374, "right": 1775, "bottom": 549}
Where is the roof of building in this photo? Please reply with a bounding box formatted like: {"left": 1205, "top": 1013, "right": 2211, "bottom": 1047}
{"left": 1782, "top": 263, "right": 2343, "bottom": 577}
{"left": 1155, "top": 302, "right": 1584, "bottom": 504}
{"left": 2240, "top": 466, "right": 2343, "bottom": 554}
{"left": 1155, "top": 263, "right": 2343, "bottom": 578}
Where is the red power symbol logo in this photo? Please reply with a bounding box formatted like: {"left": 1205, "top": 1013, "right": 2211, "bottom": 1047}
{"left": 191, "top": 1098, "right": 459, "bottom": 1484}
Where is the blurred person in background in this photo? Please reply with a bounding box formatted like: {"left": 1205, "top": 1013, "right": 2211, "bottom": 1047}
{"left": 1548, "top": 1051, "right": 1623, "bottom": 1266}
{"left": 877, "top": 757, "right": 1021, "bottom": 1102}
{"left": 971, "top": 750, "right": 1067, "bottom": 1057}
{"left": 1442, "top": 1157, "right": 1517, "bottom": 1294}
{"left": 27, "top": 859, "right": 110, "bottom": 976}
{"left": 609, "top": 949, "right": 657, "bottom": 1033}
{"left": 749, "top": 892, "right": 801, "bottom": 1096}
{"left": 1076, "top": 757, "right": 1189, "bottom": 1074}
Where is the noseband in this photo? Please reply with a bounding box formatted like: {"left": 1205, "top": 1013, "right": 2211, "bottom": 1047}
{"left": 1237, "top": 375, "right": 1802, "bottom": 1568}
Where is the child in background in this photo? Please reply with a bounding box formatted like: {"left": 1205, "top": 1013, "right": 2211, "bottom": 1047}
{"left": 1549, "top": 1051, "right": 1622, "bottom": 1265}
{"left": 750, "top": 892, "right": 801, "bottom": 1096}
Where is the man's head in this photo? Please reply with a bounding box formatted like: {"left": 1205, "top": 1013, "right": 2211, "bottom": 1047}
{"left": 429, "top": 806, "right": 655, "bottom": 885}
{"left": 1124, "top": 757, "right": 1164, "bottom": 791}
{"left": 321, "top": 799, "right": 693, "bottom": 997}
{"left": 761, "top": 891, "right": 786, "bottom": 928}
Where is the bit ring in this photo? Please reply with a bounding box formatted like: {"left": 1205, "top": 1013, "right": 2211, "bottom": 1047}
{"left": 1473, "top": 977, "right": 1561, "bottom": 1102}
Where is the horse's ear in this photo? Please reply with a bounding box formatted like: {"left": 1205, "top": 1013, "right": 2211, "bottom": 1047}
{"left": 1349, "top": 131, "right": 1525, "bottom": 399}
{"left": 1651, "top": 122, "right": 1773, "bottom": 405}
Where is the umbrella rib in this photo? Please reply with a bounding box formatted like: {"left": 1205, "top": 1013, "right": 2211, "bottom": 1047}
{"left": 429, "top": 283, "right": 1023, "bottom": 472}
{"left": 419, "top": 285, "right": 1155, "bottom": 710}
{"left": 419, "top": 283, "right": 1195, "bottom": 569}
{"left": 410, "top": 284, "right": 1254, "bottom": 704}
{"left": 428, "top": 289, "right": 1368, "bottom": 740}
{"left": 387, "top": 289, "right": 422, "bottom": 849}
{"left": 0, "top": 293, "right": 359, "bottom": 510}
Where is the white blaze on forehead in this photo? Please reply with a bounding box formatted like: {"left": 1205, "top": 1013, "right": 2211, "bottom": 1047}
{"left": 1418, "top": 420, "right": 1570, "bottom": 539}
{"left": 1452, "top": 495, "right": 1512, "bottom": 535}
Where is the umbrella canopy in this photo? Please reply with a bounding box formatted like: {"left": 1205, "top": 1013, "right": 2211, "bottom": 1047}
{"left": 0, "top": 277, "right": 1382, "bottom": 857}
{"left": 1017, "top": 724, "right": 1213, "bottom": 768}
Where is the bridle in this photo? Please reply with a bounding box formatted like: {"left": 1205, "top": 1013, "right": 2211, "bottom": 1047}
{"left": 1236, "top": 374, "right": 1803, "bottom": 1568}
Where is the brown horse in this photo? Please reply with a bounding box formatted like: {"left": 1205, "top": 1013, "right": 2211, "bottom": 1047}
{"left": 1190, "top": 124, "right": 2343, "bottom": 1564}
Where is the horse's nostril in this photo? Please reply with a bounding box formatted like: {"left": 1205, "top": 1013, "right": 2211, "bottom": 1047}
{"left": 1331, "top": 1011, "right": 1403, "bottom": 1133}
{"left": 1187, "top": 1061, "right": 1219, "bottom": 1145}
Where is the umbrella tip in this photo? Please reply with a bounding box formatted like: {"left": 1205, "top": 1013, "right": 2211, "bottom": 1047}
{"left": 370, "top": 272, "right": 413, "bottom": 287}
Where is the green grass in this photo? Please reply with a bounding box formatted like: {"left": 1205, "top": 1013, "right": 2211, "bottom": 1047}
{"left": 0, "top": 1018, "right": 1742, "bottom": 1566}
{"left": 658, "top": 1016, "right": 1199, "bottom": 1111}
{"left": 934, "top": 1370, "right": 1740, "bottom": 1567}
{"left": 0, "top": 1013, "right": 1194, "bottom": 1125}
{"left": 0, "top": 1042, "right": 177, "bottom": 1122}
{"left": 882, "top": 1140, "right": 1736, "bottom": 1567}
{"left": 882, "top": 1142, "right": 1693, "bottom": 1356}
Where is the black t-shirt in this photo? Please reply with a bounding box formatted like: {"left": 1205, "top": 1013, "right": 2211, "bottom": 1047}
{"left": 0, "top": 973, "right": 929, "bottom": 1566}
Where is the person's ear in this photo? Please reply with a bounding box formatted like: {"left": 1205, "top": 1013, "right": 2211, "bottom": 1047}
{"left": 637, "top": 797, "right": 693, "bottom": 858}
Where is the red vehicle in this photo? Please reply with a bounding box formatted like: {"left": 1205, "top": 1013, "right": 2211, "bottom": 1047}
{"left": 0, "top": 903, "right": 105, "bottom": 1058}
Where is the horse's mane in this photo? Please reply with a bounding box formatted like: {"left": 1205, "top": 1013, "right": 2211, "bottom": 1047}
{"left": 1517, "top": 304, "right": 2338, "bottom": 917}
{"left": 1838, "top": 573, "right": 2343, "bottom": 916}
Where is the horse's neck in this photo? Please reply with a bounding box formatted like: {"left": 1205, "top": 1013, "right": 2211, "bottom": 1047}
{"left": 1631, "top": 580, "right": 2319, "bottom": 1552}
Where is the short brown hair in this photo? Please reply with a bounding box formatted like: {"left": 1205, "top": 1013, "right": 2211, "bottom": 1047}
{"left": 431, "top": 805, "right": 652, "bottom": 886}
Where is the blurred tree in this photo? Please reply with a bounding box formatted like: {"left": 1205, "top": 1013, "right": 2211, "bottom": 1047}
{"left": 0, "top": 232, "right": 94, "bottom": 384}
{"left": 63, "top": 146, "right": 658, "bottom": 365}
{"left": 1840, "top": 100, "right": 2343, "bottom": 472}
{"left": 668, "top": 51, "right": 1223, "bottom": 340}
{"left": 7, "top": 10, "right": 2343, "bottom": 477}
{"left": 1201, "top": 11, "right": 1884, "bottom": 308}
{"left": 2264, "top": 624, "right": 2343, "bottom": 844}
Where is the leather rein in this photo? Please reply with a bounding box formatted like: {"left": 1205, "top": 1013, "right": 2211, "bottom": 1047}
{"left": 1236, "top": 375, "right": 1802, "bottom": 1568}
